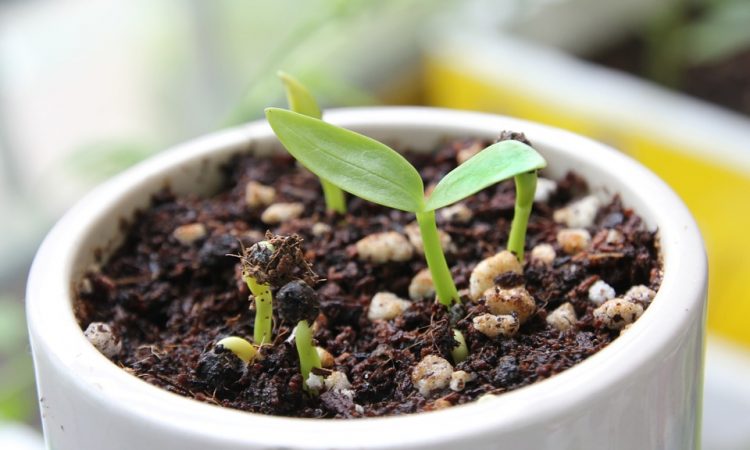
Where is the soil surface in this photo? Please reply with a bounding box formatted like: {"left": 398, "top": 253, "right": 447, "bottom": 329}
{"left": 590, "top": 37, "right": 750, "bottom": 116}
{"left": 75, "top": 135, "right": 662, "bottom": 418}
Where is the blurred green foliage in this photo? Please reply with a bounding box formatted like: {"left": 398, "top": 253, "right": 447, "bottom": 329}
{"left": 645, "top": 0, "right": 750, "bottom": 86}
{"left": 0, "top": 296, "right": 35, "bottom": 422}
{"left": 62, "top": 141, "right": 156, "bottom": 184}
{"left": 59, "top": 0, "right": 435, "bottom": 184}
{"left": 219, "top": 0, "right": 391, "bottom": 126}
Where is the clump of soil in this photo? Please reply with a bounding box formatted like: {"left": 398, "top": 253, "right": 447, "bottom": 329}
{"left": 75, "top": 134, "right": 662, "bottom": 418}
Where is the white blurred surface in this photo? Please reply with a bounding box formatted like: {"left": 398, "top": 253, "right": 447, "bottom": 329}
{"left": 0, "top": 423, "right": 43, "bottom": 450}
{"left": 2, "top": 338, "right": 748, "bottom": 448}
{"left": 703, "top": 337, "right": 750, "bottom": 450}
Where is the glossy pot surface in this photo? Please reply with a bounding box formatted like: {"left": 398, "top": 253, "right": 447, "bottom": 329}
{"left": 27, "top": 108, "right": 707, "bottom": 449}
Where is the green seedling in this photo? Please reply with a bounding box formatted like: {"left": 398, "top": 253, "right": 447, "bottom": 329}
{"left": 278, "top": 71, "right": 347, "bottom": 214}
{"left": 241, "top": 234, "right": 319, "bottom": 346}
{"left": 294, "top": 321, "right": 320, "bottom": 388}
{"left": 265, "top": 108, "right": 547, "bottom": 308}
{"left": 451, "top": 329, "right": 469, "bottom": 363}
{"left": 216, "top": 336, "right": 257, "bottom": 363}
{"left": 242, "top": 241, "right": 276, "bottom": 344}
{"left": 277, "top": 280, "right": 322, "bottom": 390}
{"left": 507, "top": 171, "right": 537, "bottom": 262}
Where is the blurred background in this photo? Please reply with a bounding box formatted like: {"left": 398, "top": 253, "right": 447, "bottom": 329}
{"left": 1, "top": 0, "right": 749, "bottom": 448}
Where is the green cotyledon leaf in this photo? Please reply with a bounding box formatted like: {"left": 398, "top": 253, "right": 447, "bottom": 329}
{"left": 425, "top": 140, "right": 547, "bottom": 211}
{"left": 278, "top": 71, "right": 346, "bottom": 214}
{"left": 266, "top": 108, "right": 425, "bottom": 212}
{"left": 277, "top": 70, "right": 322, "bottom": 119}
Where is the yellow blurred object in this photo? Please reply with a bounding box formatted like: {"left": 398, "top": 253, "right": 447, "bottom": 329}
{"left": 424, "top": 57, "right": 750, "bottom": 346}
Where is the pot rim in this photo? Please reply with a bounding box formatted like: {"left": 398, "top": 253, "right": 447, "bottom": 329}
{"left": 26, "top": 107, "right": 706, "bottom": 449}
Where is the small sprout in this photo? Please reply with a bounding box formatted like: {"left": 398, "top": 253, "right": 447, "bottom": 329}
{"left": 492, "top": 131, "right": 538, "bottom": 261}
{"left": 241, "top": 234, "right": 318, "bottom": 345}
{"left": 172, "top": 223, "right": 207, "bottom": 245}
{"left": 546, "top": 302, "right": 577, "bottom": 332}
{"left": 553, "top": 195, "right": 601, "bottom": 228}
{"left": 295, "top": 320, "right": 322, "bottom": 391}
{"left": 469, "top": 250, "right": 523, "bottom": 301}
{"left": 588, "top": 280, "right": 616, "bottom": 305}
{"left": 278, "top": 71, "right": 346, "bottom": 214}
{"left": 451, "top": 329, "right": 469, "bottom": 363}
{"left": 355, "top": 231, "right": 414, "bottom": 264}
{"left": 624, "top": 285, "right": 657, "bottom": 303}
{"left": 450, "top": 370, "right": 474, "bottom": 392}
{"left": 408, "top": 268, "right": 435, "bottom": 300}
{"left": 594, "top": 298, "right": 644, "bottom": 330}
{"left": 506, "top": 171, "right": 538, "bottom": 262}
{"left": 243, "top": 241, "right": 275, "bottom": 344}
{"left": 534, "top": 177, "right": 558, "bottom": 203}
{"left": 84, "top": 322, "right": 121, "bottom": 358}
{"left": 557, "top": 228, "right": 592, "bottom": 254}
{"left": 266, "top": 108, "right": 546, "bottom": 307}
{"left": 412, "top": 355, "right": 453, "bottom": 397}
{"left": 367, "top": 292, "right": 412, "bottom": 322}
{"left": 316, "top": 346, "right": 335, "bottom": 369}
{"left": 277, "top": 280, "right": 322, "bottom": 389}
{"left": 260, "top": 202, "right": 305, "bottom": 224}
{"left": 439, "top": 202, "right": 473, "bottom": 224}
{"left": 247, "top": 277, "right": 273, "bottom": 344}
{"left": 245, "top": 181, "right": 276, "bottom": 208}
{"left": 404, "top": 221, "right": 453, "bottom": 255}
{"left": 277, "top": 71, "right": 321, "bottom": 118}
{"left": 414, "top": 210, "right": 459, "bottom": 306}
{"left": 216, "top": 336, "right": 257, "bottom": 363}
{"left": 483, "top": 286, "right": 536, "bottom": 324}
{"left": 472, "top": 313, "right": 520, "bottom": 338}
{"left": 529, "top": 243, "right": 556, "bottom": 266}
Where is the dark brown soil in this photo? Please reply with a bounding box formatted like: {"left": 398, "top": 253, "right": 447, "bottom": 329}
{"left": 590, "top": 36, "right": 750, "bottom": 116}
{"left": 75, "top": 135, "right": 662, "bottom": 418}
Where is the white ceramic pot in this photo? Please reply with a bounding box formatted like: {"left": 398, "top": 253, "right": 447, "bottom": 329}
{"left": 26, "top": 107, "right": 707, "bottom": 449}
